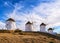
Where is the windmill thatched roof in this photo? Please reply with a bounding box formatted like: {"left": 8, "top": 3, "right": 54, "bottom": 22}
{"left": 48, "top": 28, "right": 53, "bottom": 30}
{"left": 26, "top": 21, "right": 32, "bottom": 25}
{"left": 6, "top": 18, "right": 15, "bottom": 22}
{"left": 40, "top": 23, "right": 46, "bottom": 26}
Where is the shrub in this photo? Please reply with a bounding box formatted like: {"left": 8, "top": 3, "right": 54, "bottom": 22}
{"left": 14, "top": 29, "right": 22, "bottom": 33}
{"left": 0, "top": 30, "right": 10, "bottom": 33}
{"left": 44, "top": 38, "right": 46, "bottom": 39}
{"left": 49, "top": 41, "right": 54, "bottom": 43}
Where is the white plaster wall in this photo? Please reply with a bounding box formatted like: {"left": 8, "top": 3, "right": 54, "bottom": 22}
{"left": 48, "top": 30, "right": 57, "bottom": 35}
{"left": 48, "top": 30, "right": 53, "bottom": 34}
{"left": 40, "top": 26, "right": 46, "bottom": 32}
{"left": 25, "top": 24, "right": 33, "bottom": 31}
{"left": 6, "top": 21, "right": 16, "bottom": 30}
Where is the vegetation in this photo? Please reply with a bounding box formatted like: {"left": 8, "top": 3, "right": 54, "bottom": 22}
{"left": 0, "top": 30, "right": 59, "bottom": 43}
{"left": 49, "top": 42, "right": 54, "bottom": 43}
{"left": 0, "top": 30, "right": 10, "bottom": 33}
{"left": 13, "top": 29, "right": 23, "bottom": 35}
{"left": 14, "top": 29, "right": 22, "bottom": 33}
{"left": 57, "top": 34, "right": 60, "bottom": 37}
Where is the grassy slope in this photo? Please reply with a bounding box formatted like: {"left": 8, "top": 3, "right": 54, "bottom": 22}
{"left": 57, "top": 34, "right": 60, "bottom": 37}
{"left": 0, "top": 32, "right": 60, "bottom": 43}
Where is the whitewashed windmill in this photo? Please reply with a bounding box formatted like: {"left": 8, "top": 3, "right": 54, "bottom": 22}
{"left": 48, "top": 28, "right": 54, "bottom": 34}
{"left": 25, "top": 21, "right": 33, "bottom": 31}
{"left": 48, "top": 28, "right": 57, "bottom": 35}
{"left": 40, "top": 23, "right": 46, "bottom": 32}
{"left": 6, "top": 18, "right": 16, "bottom": 30}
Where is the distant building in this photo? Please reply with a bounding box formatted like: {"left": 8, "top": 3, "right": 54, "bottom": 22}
{"left": 40, "top": 23, "right": 46, "bottom": 32}
{"left": 25, "top": 21, "right": 33, "bottom": 31}
{"left": 48, "top": 28, "right": 54, "bottom": 34}
{"left": 48, "top": 28, "right": 57, "bottom": 35}
{"left": 6, "top": 18, "right": 16, "bottom": 30}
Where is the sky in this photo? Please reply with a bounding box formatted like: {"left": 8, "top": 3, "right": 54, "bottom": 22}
{"left": 0, "top": 0, "right": 60, "bottom": 34}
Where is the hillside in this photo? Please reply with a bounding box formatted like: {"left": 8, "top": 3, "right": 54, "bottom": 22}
{"left": 0, "top": 31, "right": 60, "bottom": 43}
{"left": 57, "top": 34, "right": 60, "bottom": 37}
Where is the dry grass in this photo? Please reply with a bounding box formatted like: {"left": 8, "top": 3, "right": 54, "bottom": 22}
{"left": 0, "top": 30, "right": 59, "bottom": 43}
{"left": 57, "top": 34, "right": 60, "bottom": 37}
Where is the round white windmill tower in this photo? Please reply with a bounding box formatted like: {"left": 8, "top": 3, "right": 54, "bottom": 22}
{"left": 48, "top": 28, "right": 54, "bottom": 34}
{"left": 40, "top": 23, "right": 46, "bottom": 32}
{"left": 6, "top": 18, "right": 16, "bottom": 30}
{"left": 25, "top": 21, "right": 33, "bottom": 31}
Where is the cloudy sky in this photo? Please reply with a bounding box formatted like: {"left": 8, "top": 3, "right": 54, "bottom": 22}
{"left": 0, "top": 0, "right": 60, "bottom": 34}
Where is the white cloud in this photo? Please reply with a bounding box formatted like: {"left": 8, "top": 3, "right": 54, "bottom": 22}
{"left": 4, "top": 2, "right": 8, "bottom": 6}
{"left": 32, "top": 0, "right": 60, "bottom": 28}
{"left": 2, "top": 0, "right": 60, "bottom": 33}
{"left": 4, "top": 2, "right": 44, "bottom": 31}
{"left": 0, "top": 21, "right": 5, "bottom": 29}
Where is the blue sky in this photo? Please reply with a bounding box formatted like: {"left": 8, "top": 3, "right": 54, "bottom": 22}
{"left": 0, "top": 0, "right": 60, "bottom": 34}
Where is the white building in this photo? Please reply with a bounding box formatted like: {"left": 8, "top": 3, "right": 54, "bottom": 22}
{"left": 48, "top": 28, "right": 57, "bottom": 35}
{"left": 6, "top": 18, "right": 16, "bottom": 30}
{"left": 48, "top": 28, "right": 53, "bottom": 34}
{"left": 25, "top": 21, "right": 33, "bottom": 31}
{"left": 40, "top": 23, "right": 46, "bottom": 32}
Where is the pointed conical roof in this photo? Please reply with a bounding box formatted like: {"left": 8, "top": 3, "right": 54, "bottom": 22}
{"left": 26, "top": 21, "right": 32, "bottom": 25}
{"left": 6, "top": 18, "right": 15, "bottom": 22}
{"left": 48, "top": 28, "right": 53, "bottom": 30}
{"left": 40, "top": 23, "right": 46, "bottom": 26}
